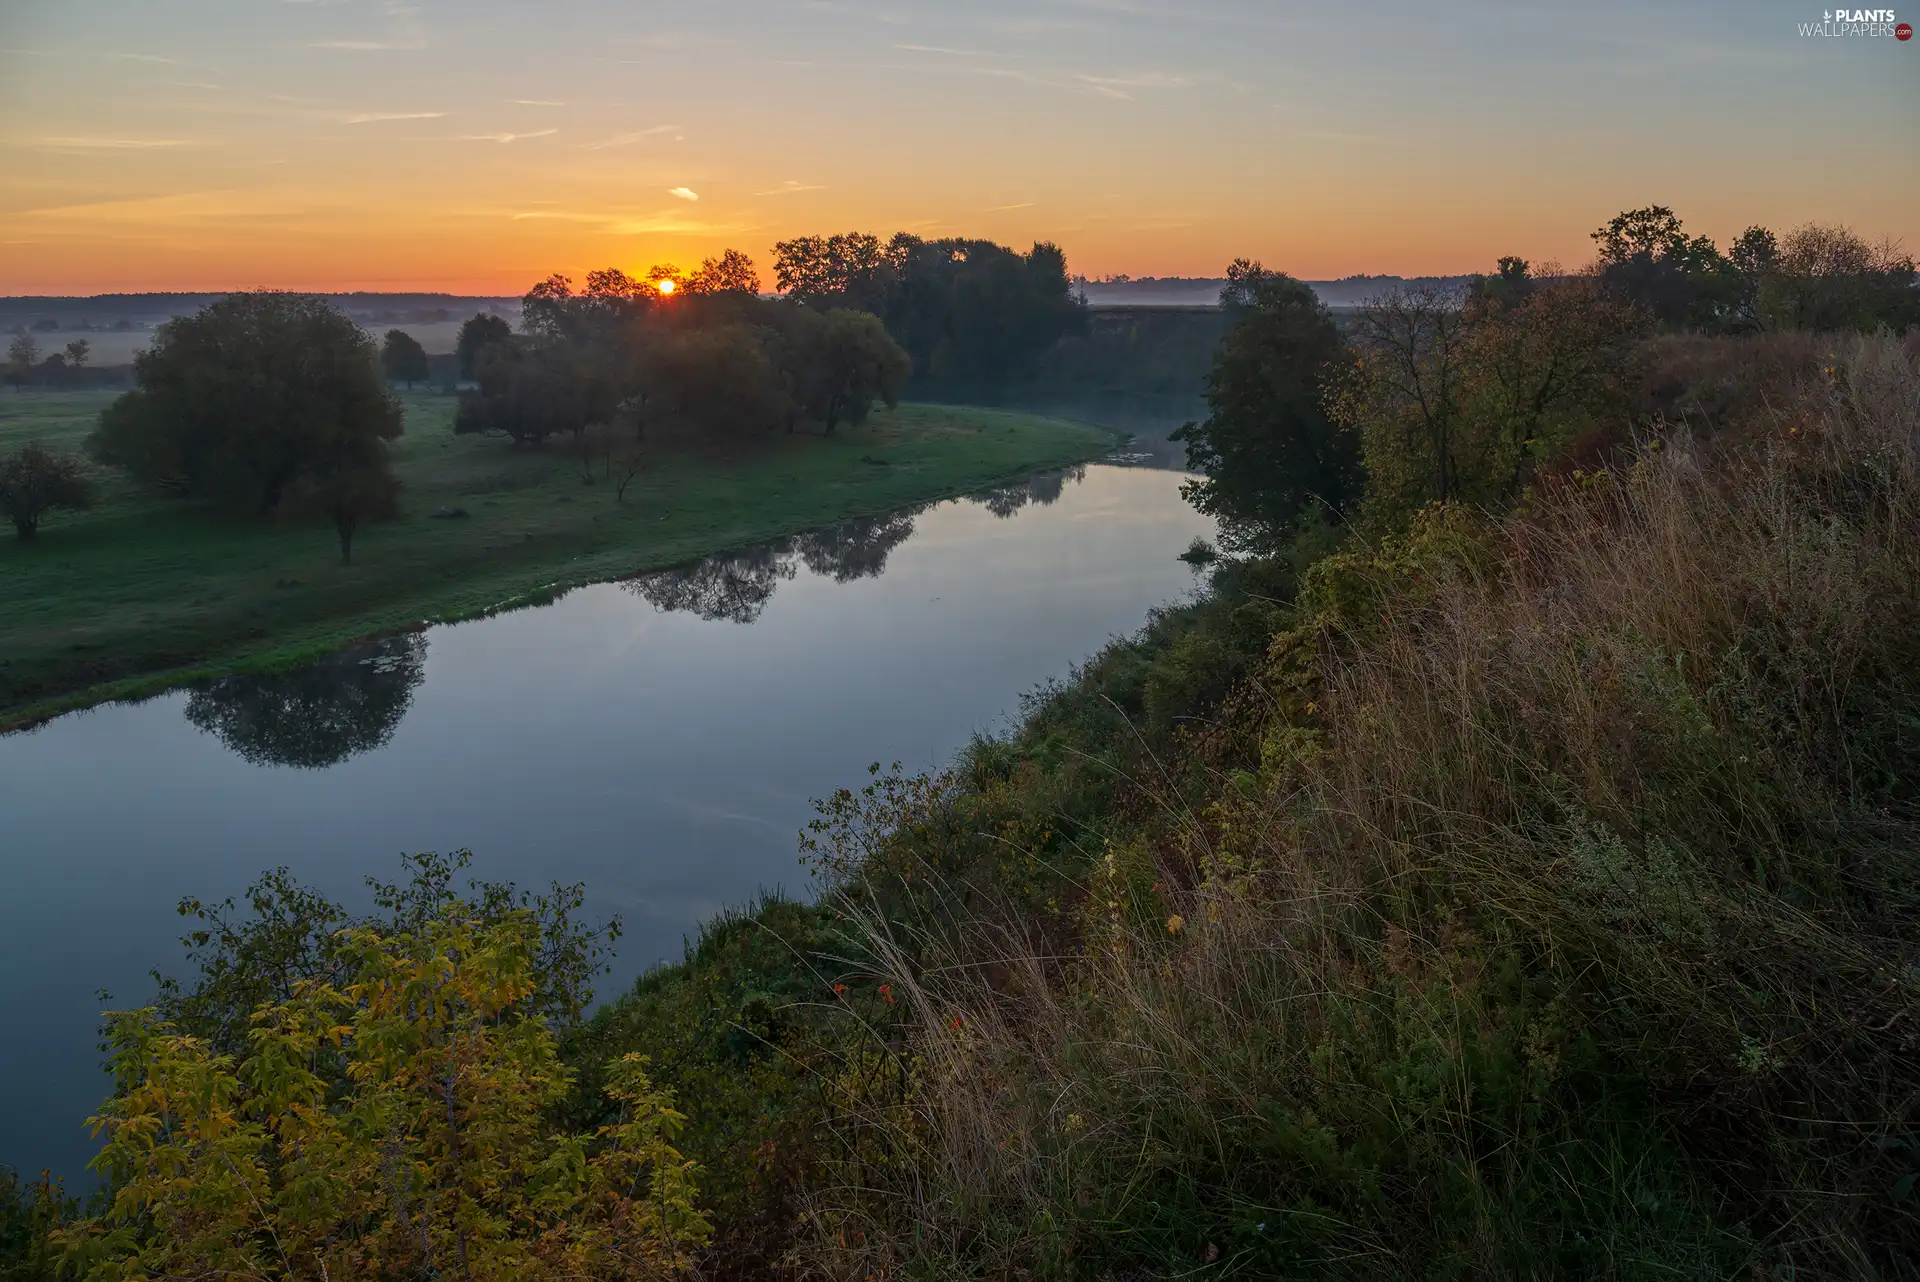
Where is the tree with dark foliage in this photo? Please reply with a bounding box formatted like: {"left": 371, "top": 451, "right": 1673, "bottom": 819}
{"left": 89, "top": 292, "right": 403, "bottom": 516}
{"left": 455, "top": 312, "right": 513, "bottom": 380}
{"left": 381, "top": 328, "right": 430, "bottom": 388}
{"left": 1171, "top": 260, "right": 1357, "bottom": 550}
{"left": 0, "top": 442, "right": 94, "bottom": 541}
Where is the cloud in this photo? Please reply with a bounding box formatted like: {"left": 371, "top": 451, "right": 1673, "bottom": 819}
{"left": 892, "top": 42, "right": 1022, "bottom": 59}
{"left": 667, "top": 187, "right": 699, "bottom": 202}
{"left": 344, "top": 111, "right": 447, "bottom": 123}
{"left": 986, "top": 201, "right": 1036, "bottom": 210}
{"left": 508, "top": 209, "right": 752, "bottom": 236}
{"left": 579, "top": 125, "right": 678, "bottom": 150}
{"left": 305, "top": 39, "right": 426, "bottom": 50}
{"left": 752, "top": 180, "right": 825, "bottom": 196}
{"left": 511, "top": 99, "right": 565, "bottom": 106}
{"left": 34, "top": 137, "right": 195, "bottom": 150}
{"left": 460, "top": 128, "right": 558, "bottom": 143}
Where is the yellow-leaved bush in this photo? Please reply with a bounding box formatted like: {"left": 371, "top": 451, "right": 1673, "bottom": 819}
{"left": 57, "top": 908, "right": 710, "bottom": 1280}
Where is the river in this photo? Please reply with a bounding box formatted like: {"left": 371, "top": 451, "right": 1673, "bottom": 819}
{"left": 0, "top": 461, "right": 1213, "bottom": 1182}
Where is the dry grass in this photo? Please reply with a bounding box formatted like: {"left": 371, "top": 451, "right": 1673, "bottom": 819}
{"left": 798, "top": 335, "right": 1920, "bottom": 1279}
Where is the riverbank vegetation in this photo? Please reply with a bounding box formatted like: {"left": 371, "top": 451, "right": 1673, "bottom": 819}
{"left": 6, "top": 208, "right": 1917, "bottom": 1278}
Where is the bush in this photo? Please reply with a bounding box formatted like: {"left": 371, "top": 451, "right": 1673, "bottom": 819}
{"left": 0, "top": 443, "right": 93, "bottom": 541}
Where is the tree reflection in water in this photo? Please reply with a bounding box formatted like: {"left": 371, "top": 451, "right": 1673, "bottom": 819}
{"left": 623, "top": 542, "right": 797, "bottom": 624}
{"left": 182, "top": 634, "right": 429, "bottom": 768}
{"left": 623, "top": 506, "right": 924, "bottom": 622}
{"left": 966, "top": 465, "right": 1086, "bottom": 519}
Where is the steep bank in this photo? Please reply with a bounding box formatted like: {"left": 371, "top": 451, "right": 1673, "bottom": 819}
{"left": 583, "top": 335, "right": 1920, "bottom": 1277}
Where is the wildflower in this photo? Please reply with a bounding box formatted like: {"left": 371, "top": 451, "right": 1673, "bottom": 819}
{"left": 1166, "top": 914, "right": 1186, "bottom": 935}
{"left": 833, "top": 983, "right": 847, "bottom": 996}
{"left": 949, "top": 1014, "right": 964, "bottom": 1030}
{"left": 878, "top": 983, "right": 895, "bottom": 1005}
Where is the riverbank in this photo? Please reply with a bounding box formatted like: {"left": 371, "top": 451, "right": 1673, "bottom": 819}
{"left": 0, "top": 391, "right": 1116, "bottom": 728}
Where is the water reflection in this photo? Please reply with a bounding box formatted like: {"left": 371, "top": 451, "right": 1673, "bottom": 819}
{"left": 182, "top": 635, "right": 428, "bottom": 768}
{"left": 622, "top": 468, "right": 1085, "bottom": 623}
{"left": 623, "top": 542, "right": 796, "bottom": 624}
{"left": 965, "top": 465, "right": 1086, "bottom": 519}
{"left": 180, "top": 470, "right": 1086, "bottom": 763}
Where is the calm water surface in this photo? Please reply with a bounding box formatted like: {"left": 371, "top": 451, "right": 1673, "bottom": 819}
{"left": 1, "top": 463, "right": 1212, "bottom": 1180}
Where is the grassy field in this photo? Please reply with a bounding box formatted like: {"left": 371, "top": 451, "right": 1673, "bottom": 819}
{"left": 0, "top": 390, "right": 1115, "bottom": 726}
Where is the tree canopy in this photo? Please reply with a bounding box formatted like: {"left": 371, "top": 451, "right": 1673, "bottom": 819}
{"left": 89, "top": 292, "right": 403, "bottom": 518}
{"left": 0, "top": 442, "right": 94, "bottom": 541}
{"left": 1170, "top": 261, "right": 1358, "bottom": 550}
{"left": 772, "top": 232, "right": 1085, "bottom": 384}
{"left": 380, "top": 327, "right": 429, "bottom": 387}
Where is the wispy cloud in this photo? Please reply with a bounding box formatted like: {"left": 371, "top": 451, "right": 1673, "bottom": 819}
{"left": 508, "top": 209, "right": 753, "bottom": 236}
{"left": 305, "top": 39, "right": 425, "bottom": 50}
{"left": 892, "top": 42, "right": 1022, "bottom": 59}
{"left": 752, "top": 180, "right": 825, "bottom": 197}
{"left": 579, "top": 125, "right": 677, "bottom": 150}
{"left": 344, "top": 110, "right": 447, "bottom": 124}
{"left": 511, "top": 99, "right": 565, "bottom": 106}
{"left": 461, "top": 128, "right": 558, "bottom": 143}
{"left": 34, "top": 136, "right": 195, "bottom": 150}
{"left": 666, "top": 187, "right": 699, "bottom": 202}
{"left": 986, "top": 201, "right": 1036, "bottom": 210}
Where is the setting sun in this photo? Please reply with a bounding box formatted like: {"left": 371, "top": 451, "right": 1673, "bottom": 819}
{"left": 656, "top": 279, "right": 676, "bottom": 296}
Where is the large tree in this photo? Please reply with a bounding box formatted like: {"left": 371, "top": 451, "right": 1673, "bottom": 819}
{"left": 1170, "top": 260, "right": 1358, "bottom": 550}
{"left": 380, "top": 327, "right": 429, "bottom": 388}
{"left": 793, "top": 307, "right": 911, "bottom": 433}
{"left": 455, "top": 312, "right": 513, "bottom": 380}
{"left": 0, "top": 442, "right": 94, "bottom": 541}
{"left": 1590, "top": 206, "right": 1738, "bottom": 330}
{"left": 89, "top": 292, "right": 403, "bottom": 516}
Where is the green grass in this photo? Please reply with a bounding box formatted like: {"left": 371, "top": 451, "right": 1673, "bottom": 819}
{"left": 0, "top": 390, "right": 1116, "bottom": 726}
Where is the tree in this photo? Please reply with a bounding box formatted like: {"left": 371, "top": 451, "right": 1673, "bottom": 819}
{"left": 456, "top": 339, "right": 620, "bottom": 447}
{"left": 63, "top": 337, "right": 90, "bottom": 370}
{"left": 793, "top": 308, "right": 910, "bottom": 433}
{"left": 58, "top": 908, "right": 709, "bottom": 1279}
{"left": 456, "top": 312, "right": 513, "bottom": 380}
{"left": 89, "top": 292, "right": 404, "bottom": 516}
{"left": 1169, "top": 260, "right": 1358, "bottom": 550}
{"left": 380, "top": 327, "right": 429, "bottom": 388}
{"left": 1333, "top": 284, "right": 1480, "bottom": 515}
{"left": 687, "top": 248, "right": 761, "bottom": 295}
{"left": 0, "top": 442, "right": 94, "bottom": 541}
{"left": 1590, "top": 205, "right": 1738, "bottom": 330}
{"left": 1758, "top": 223, "right": 1919, "bottom": 332}
{"left": 5, "top": 333, "right": 37, "bottom": 390}
{"left": 646, "top": 322, "right": 788, "bottom": 439}
{"left": 772, "top": 233, "right": 892, "bottom": 310}
{"left": 184, "top": 635, "right": 427, "bottom": 767}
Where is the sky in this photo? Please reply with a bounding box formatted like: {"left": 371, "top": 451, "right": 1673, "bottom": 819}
{"left": 1, "top": 0, "right": 1915, "bottom": 294}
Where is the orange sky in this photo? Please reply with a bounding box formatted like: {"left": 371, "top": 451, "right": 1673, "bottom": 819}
{"left": 3, "top": 0, "right": 1915, "bottom": 295}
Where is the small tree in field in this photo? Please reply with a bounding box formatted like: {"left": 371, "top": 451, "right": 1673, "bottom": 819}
{"left": 381, "top": 327, "right": 430, "bottom": 388}
{"left": 0, "top": 442, "right": 94, "bottom": 541}
{"left": 58, "top": 909, "right": 710, "bottom": 1280}
{"left": 5, "top": 333, "right": 37, "bottom": 391}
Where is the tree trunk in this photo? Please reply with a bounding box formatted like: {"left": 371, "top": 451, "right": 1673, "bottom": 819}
{"left": 13, "top": 516, "right": 35, "bottom": 541}
{"left": 337, "top": 516, "right": 356, "bottom": 565}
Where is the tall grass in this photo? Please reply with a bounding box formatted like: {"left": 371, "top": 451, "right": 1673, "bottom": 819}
{"left": 802, "top": 335, "right": 1920, "bottom": 1278}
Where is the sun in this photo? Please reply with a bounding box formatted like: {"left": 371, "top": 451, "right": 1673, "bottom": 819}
{"left": 655, "top": 278, "right": 676, "bottom": 296}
